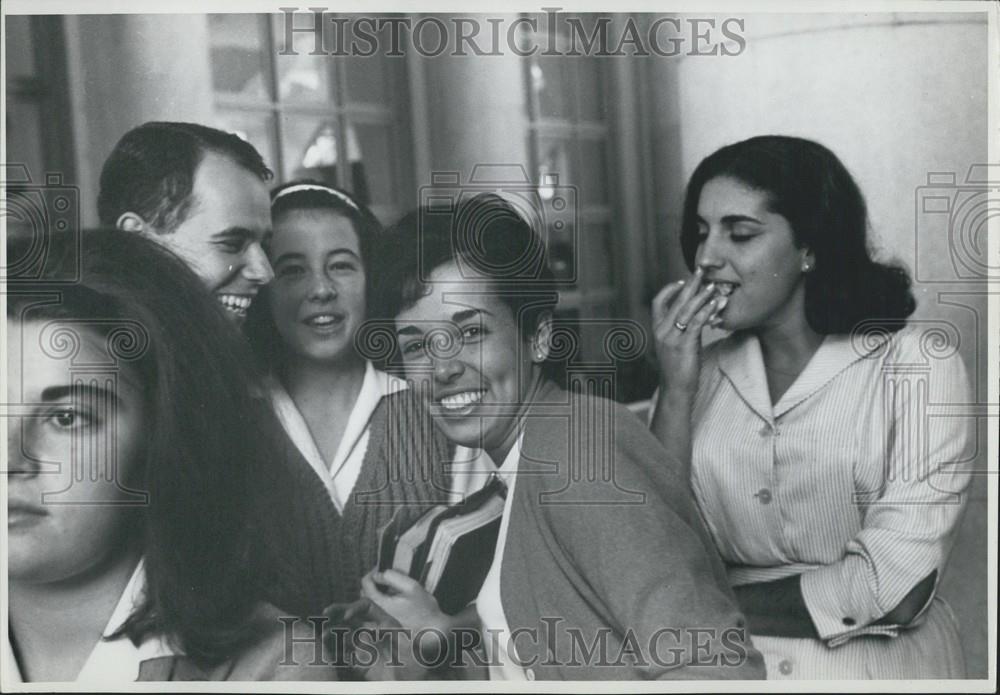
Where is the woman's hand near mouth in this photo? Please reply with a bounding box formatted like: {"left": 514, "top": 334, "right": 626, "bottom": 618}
{"left": 649, "top": 267, "right": 720, "bottom": 479}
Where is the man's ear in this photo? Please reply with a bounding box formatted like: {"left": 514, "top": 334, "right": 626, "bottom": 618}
{"left": 530, "top": 312, "right": 554, "bottom": 363}
{"left": 116, "top": 212, "right": 149, "bottom": 234}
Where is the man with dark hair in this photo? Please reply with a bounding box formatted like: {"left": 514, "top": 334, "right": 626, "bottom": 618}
{"left": 97, "top": 122, "right": 341, "bottom": 620}
{"left": 98, "top": 121, "right": 274, "bottom": 323}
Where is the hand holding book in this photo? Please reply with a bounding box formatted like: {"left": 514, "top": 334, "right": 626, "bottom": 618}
{"left": 375, "top": 473, "right": 506, "bottom": 614}
{"left": 361, "top": 570, "right": 451, "bottom": 647}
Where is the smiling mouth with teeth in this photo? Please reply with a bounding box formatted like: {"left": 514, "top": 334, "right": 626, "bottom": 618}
{"left": 438, "top": 390, "right": 486, "bottom": 412}
{"left": 218, "top": 294, "right": 252, "bottom": 317}
{"left": 305, "top": 314, "right": 343, "bottom": 327}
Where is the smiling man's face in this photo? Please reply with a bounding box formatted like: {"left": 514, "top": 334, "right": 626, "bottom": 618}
{"left": 148, "top": 152, "right": 274, "bottom": 323}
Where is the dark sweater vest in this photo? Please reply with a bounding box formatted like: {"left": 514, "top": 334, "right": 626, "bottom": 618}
{"left": 249, "top": 389, "right": 452, "bottom": 617}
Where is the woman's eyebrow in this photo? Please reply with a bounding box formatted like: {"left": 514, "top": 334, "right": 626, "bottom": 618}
{"left": 721, "top": 214, "right": 763, "bottom": 225}
{"left": 396, "top": 308, "right": 490, "bottom": 337}
{"left": 272, "top": 251, "right": 305, "bottom": 266}
{"left": 396, "top": 324, "right": 424, "bottom": 336}
{"left": 451, "top": 308, "right": 484, "bottom": 323}
{"left": 39, "top": 383, "right": 122, "bottom": 404}
{"left": 327, "top": 248, "right": 361, "bottom": 259}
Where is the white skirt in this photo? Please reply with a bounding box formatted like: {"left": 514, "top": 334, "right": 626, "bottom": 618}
{"left": 752, "top": 597, "right": 965, "bottom": 679}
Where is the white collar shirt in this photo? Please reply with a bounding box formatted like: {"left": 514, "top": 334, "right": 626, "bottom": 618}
{"left": 268, "top": 361, "right": 408, "bottom": 513}
{"left": 473, "top": 432, "right": 529, "bottom": 680}
{"left": 4, "top": 559, "right": 174, "bottom": 684}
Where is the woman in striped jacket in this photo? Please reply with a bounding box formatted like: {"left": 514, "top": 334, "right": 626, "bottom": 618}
{"left": 650, "top": 135, "right": 972, "bottom": 679}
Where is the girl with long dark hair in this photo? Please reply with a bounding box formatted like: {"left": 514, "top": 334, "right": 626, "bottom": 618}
{"left": 651, "top": 135, "right": 972, "bottom": 678}
{"left": 5, "top": 228, "right": 335, "bottom": 681}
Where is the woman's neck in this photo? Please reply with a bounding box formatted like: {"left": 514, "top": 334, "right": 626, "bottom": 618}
{"left": 9, "top": 548, "right": 142, "bottom": 682}
{"left": 752, "top": 311, "right": 825, "bottom": 408}
{"left": 279, "top": 355, "right": 368, "bottom": 466}
{"left": 755, "top": 318, "right": 824, "bottom": 371}
{"left": 485, "top": 370, "right": 546, "bottom": 467}
{"left": 281, "top": 353, "right": 367, "bottom": 406}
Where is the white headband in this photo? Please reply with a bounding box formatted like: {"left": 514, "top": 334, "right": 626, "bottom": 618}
{"left": 272, "top": 183, "right": 360, "bottom": 211}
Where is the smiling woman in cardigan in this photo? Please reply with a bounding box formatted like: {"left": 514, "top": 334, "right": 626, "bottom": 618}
{"left": 351, "top": 193, "right": 765, "bottom": 680}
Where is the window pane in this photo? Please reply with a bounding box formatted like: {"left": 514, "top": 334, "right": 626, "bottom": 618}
{"left": 209, "top": 14, "right": 269, "bottom": 99}
{"left": 281, "top": 115, "right": 341, "bottom": 186}
{"left": 342, "top": 19, "right": 398, "bottom": 105}
{"left": 270, "top": 15, "right": 331, "bottom": 103}
{"left": 577, "top": 138, "right": 609, "bottom": 204}
{"left": 531, "top": 55, "right": 573, "bottom": 119}
{"left": 214, "top": 109, "right": 275, "bottom": 172}
{"left": 350, "top": 121, "right": 395, "bottom": 207}
{"left": 343, "top": 55, "right": 389, "bottom": 106}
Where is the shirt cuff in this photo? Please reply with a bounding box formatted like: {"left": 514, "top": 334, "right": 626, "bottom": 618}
{"left": 799, "top": 563, "right": 883, "bottom": 643}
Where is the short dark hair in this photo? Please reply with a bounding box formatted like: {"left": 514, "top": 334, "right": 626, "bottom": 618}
{"left": 380, "top": 192, "right": 559, "bottom": 345}
{"left": 680, "top": 135, "right": 915, "bottom": 334}
{"left": 97, "top": 121, "right": 273, "bottom": 232}
{"left": 245, "top": 180, "right": 385, "bottom": 368}
{"left": 7, "top": 228, "right": 270, "bottom": 665}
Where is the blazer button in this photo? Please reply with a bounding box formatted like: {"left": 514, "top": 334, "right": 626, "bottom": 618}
{"left": 755, "top": 488, "right": 772, "bottom": 504}
{"left": 842, "top": 617, "right": 856, "bottom": 626}
{"left": 778, "top": 659, "right": 793, "bottom": 675}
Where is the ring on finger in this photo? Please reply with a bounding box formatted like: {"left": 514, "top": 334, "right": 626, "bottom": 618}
{"left": 673, "top": 320, "right": 689, "bottom": 332}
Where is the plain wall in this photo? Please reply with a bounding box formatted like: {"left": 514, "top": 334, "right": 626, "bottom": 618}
{"left": 64, "top": 14, "right": 215, "bottom": 226}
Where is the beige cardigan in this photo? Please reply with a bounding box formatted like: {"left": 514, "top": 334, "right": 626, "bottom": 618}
{"left": 497, "top": 380, "right": 765, "bottom": 680}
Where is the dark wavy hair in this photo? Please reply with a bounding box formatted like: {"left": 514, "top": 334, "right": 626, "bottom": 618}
{"left": 6, "top": 228, "right": 267, "bottom": 665}
{"left": 679, "top": 135, "right": 915, "bottom": 334}
{"left": 244, "top": 180, "right": 384, "bottom": 368}
{"left": 97, "top": 121, "right": 273, "bottom": 232}
{"left": 378, "top": 193, "right": 560, "bottom": 375}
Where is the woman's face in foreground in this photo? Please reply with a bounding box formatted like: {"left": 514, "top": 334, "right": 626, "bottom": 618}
{"left": 6, "top": 320, "right": 145, "bottom": 584}
{"left": 393, "top": 261, "right": 542, "bottom": 459}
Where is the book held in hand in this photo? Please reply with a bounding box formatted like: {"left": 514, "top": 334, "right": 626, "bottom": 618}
{"left": 377, "top": 474, "right": 506, "bottom": 614}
